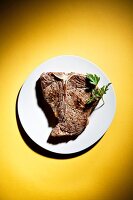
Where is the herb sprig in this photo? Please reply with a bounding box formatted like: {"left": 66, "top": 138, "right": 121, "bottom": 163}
{"left": 86, "top": 74, "right": 111, "bottom": 105}
{"left": 86, "top": 74, "right": 100, "bottom": 86}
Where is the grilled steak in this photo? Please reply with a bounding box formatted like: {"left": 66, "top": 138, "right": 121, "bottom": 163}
{"left": 40, "top": 72, "right": 98, "bottom": 141}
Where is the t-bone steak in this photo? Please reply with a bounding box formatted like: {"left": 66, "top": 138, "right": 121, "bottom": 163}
{"left": 40, "top": 72, "right": 98, "bottom": 140}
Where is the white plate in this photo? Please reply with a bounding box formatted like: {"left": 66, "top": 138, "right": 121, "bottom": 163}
{"left": 17, "top": 55, "right": 116, "bottom": 154}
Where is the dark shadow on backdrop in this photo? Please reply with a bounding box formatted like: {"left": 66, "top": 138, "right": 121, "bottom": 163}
{"left": 15, "top": 84, "right": 104, "bottom": 159}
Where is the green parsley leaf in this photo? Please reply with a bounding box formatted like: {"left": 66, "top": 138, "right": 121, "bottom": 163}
{"left": 86, "top": 74, "right": 100, "bottom": 86}
{"left": 87, "top": 83, "right": 111, "bottom": 105}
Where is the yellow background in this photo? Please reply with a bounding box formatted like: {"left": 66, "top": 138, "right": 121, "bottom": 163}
{"left": 0, "top": 1, "right": 132, "bottom": 200}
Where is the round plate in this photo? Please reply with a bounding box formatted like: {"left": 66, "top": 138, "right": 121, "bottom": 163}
{"left": 17, "top": 55, "right": 116, "bottom": 154}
